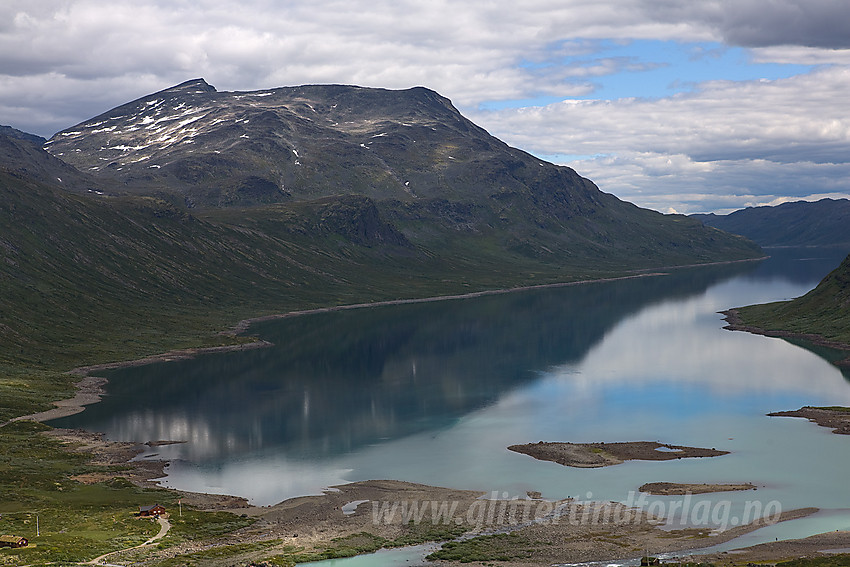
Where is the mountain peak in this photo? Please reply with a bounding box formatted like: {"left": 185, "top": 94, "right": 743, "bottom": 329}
{"left": 45, "top": 81, "right": 495, "bottom": 206}
{"left": 0, "top": 125, "right": 46, "bottom": 146}
{"left": 162, "top": 78, "right": 217, "bottom": 94}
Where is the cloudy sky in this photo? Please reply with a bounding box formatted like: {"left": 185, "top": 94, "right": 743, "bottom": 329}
{"left": 2, "top": 0, "right": 849, "bottom": 213}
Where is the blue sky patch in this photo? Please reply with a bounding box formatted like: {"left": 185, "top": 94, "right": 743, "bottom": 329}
{"left": 480, "top": 40, "right": 815, "bottom": 110}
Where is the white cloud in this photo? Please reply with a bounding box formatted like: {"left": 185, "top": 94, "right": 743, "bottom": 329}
{"left": 6, "top": 0, "right": 841, "bottom": 133}
{"left": 1, "top": 0, "right": 849, "bottom": 212}
{"left": 469, "top": 66, "right": 850, "bottom": 212}
{"left": 476, "top": 67, "right": 850, "bottom": 161}
{"left": 569, "top": 153, "right": 850, "bottom": 214}
{"left": 751, "top": 45, "right": 850, "bottom": 66}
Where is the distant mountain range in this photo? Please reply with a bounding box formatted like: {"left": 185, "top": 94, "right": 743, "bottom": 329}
{"left": 692, "top": 198, "right": 850, "bottom": 247}
{"left": 1, "top": 80, "right": 763, "bottom": 370}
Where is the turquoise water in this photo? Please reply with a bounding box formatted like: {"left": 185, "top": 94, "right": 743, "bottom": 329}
{"left": 51, "top": 248, "right": 850, "bottom": 559}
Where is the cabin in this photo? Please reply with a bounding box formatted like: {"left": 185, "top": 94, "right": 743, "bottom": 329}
{"left": 138, "top": 504, "right": 166, "bottom": 517}
{"left": 0, "top": 535, "right": 29, "bottom": 548}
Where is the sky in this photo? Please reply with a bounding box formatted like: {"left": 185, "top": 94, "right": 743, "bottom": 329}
{"left": 2, "top": 1, "right": 849, "bottom": 214}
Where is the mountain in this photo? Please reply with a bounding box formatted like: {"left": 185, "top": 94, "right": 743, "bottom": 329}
{"left": 692, "top": 198, "right": 850, "bottom": 247}
{"left": 46, "top": 79, "right": 761, "bottom": 269}
{"left": 2, "top": 80, "right": 766, "bottom": 373}
{"left": 0, "top": 125, "right": 102, "bottom": 194}
{"left": 732, "top": 253, "right": 850, "bottom": 347}
{"left": 0, "top": 125, "right": 46, "bottom": 145}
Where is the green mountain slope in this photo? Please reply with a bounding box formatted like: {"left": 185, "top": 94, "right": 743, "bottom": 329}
{"left": 0, "top": 164, "right": 500, "bottom": 371}
{"left": 693, "top": 198, "right": 850, "bottom": 247}
{"left": 734, "top": 253, "right": 850, "bottom": 347}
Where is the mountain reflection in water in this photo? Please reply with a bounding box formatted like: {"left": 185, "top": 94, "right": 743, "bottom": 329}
{"left": 51, "top": 261, "right": 758, "bottom": 461}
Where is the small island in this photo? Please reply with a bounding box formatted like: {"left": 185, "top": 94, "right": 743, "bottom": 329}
{"left": 768, "top": 406, "right": 850, "bottom": 435}
{"left": 507, "top": 441, "right": 729, "bottom": 468}
{"left": 639, "top": 482, "right": 756, "bottom": 495}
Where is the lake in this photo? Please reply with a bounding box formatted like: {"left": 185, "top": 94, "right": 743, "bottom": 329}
{"left": 51, "top": 248, "right": 850, "bottom": 553}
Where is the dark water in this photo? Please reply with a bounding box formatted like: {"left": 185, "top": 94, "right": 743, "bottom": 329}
{"left": 52, "top": 261, "right": 764, "bottom": 461}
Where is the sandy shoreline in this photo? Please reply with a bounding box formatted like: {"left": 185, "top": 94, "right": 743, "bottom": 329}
{"left": 25, "top": 426, "right": 838, "bottom": 567}
{"left": 6, "top": 375, "right": 108, "bottom": 425}
{"left": 696, "top": 529, "right": 850, "bottom": 565}
{"left": 225, "top": 272, "right": 669, "bottom": 335}
{"left": 0, "top": 341, "right": 273, "bottom": 427}
{"left": 26, "top": 420, "right": 848, "bottom": 565}
{"left": 227, "top": 257, "right": 767, "bottom": 335}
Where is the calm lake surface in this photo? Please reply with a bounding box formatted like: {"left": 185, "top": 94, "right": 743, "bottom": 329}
{"left": 52, "top": 248, "right": 850, "bottom": 551}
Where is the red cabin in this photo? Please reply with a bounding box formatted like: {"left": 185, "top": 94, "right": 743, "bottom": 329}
{"left": 138, "top": 504, "right": 166, "bottom": 517}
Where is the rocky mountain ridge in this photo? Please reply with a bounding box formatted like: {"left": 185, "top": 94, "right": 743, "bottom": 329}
{"left": 46, "top": 78, "right": 509, "bottom": 207}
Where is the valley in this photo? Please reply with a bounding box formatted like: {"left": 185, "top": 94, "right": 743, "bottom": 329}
{"left": 1, "top": 81, "right": 846, "bottom": 567}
